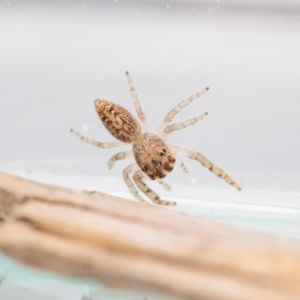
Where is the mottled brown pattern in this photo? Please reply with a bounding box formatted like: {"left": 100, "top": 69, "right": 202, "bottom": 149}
{"left": 94, "top": 99, "right": 141, "bottom": 143}
{"left": 70, "top": 71, "right": 241, "bottom": 206}
{"left": 133, "top": 133, "right": 175, "bottom": 180}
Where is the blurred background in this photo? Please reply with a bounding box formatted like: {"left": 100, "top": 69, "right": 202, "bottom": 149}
{"left": 0, "top": 0, "right": 300, "bottom": 299}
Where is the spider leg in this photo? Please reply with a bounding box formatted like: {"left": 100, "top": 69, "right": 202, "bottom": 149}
{"left": 171, "top": 146, "right": 241, "bottom": 190}
{"left": 156, "top": 87, "right": 209, "bottom": 134}
{"left": 133, "top": 170, "right": 176, "bottom": 206}
{"left": 138, "top": 171, "right": 172, "bottom": 190}
{"left": 163, "top": 112, "right": 208, "bottom": 136}
{"left": 70, "top": 129, "right": 127, "bottom": 148}
{"left": 108, "top": 150, "right": 133, "bottom": 169}
{"left": 176, "top": 156, "right": 189, "bottom": 173}
{"left": 123, "top": 164, "right": 148, "bottom": 204}
{"left": 125, "top": 71, "right": 147, "bottom": 132}
{"left": 156, "top": 179, "right": 172, "bottom": 190}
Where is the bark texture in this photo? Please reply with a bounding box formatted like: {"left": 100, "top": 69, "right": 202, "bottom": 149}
{"left": 0, "top": 171, "right": 300, "bottom": 300}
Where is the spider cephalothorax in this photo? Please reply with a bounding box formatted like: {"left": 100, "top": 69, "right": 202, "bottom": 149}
{"left": 133, "top": 133, "right": 175, "bottom": 180}
{"left": 71, "top": 71, "right": 241, "bottom": 206}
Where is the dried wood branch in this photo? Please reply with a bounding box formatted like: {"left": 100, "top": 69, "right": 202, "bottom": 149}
{"left": 0, "top": 171, "right": 300, "bottom": 300}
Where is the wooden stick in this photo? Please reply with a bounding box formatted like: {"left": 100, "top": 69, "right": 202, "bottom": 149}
{"left": 0, "top": 171, "right": 300, "bottom": 300}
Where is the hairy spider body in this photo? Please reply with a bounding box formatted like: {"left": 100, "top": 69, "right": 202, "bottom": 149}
{"left": 133, "top": 133, "right": 175, "bottom": 180}
{"left": 95, "top": 100, "right": 141, "bottom": 143}
{"left": 71, "top": 71, "right": 241, "bottom": 206}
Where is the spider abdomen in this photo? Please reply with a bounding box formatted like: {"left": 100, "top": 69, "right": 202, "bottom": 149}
{"left": 94, "top": 99, "right": 141, "bottom": 143}
{"left": 133, "top": 133, "right": 176, "bottom": 180}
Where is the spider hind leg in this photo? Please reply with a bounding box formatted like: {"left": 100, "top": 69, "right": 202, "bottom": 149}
{"left": 157, "top": 179, "right": 172, "bottom": 190}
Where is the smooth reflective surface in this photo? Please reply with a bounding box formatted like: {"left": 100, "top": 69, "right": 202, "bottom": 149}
{"left": 1, "top": 1, "right": 300, "bottom": 299}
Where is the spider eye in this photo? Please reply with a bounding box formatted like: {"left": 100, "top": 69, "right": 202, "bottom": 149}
{"left": 142, "top": 165, "right": 149, "bottom": 173}
{"left": 151, "top": 159, "right": 156, "bottom": 165}
{"left": 160, "top": 148, "right": 167, "bottom": 156}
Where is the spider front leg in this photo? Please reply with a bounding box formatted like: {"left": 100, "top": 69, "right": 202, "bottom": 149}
{"left": 156, "top": 179, "right": 172, "bottom": 190}
{"left": 133, "top": 170, "right": 176, "bottom": 206}
{"left": 176, "top": 156, "right": 189, "bottom": 173}
{"left": 108, "top": 150, "right": 133, "bottom": 169}
{"left": 123, "top": 164, "right": 148, "bottom": 204}
{"left": 70, "top": 129, "right": 127, "bottom": 148}
{"left": 171, "top": 146, "right": 241, "bottom": 190}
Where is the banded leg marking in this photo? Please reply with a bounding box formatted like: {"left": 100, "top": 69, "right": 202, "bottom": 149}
{"left": 70, "top": 129, "right": 126, "bottom": 148}
{"left": 164, "top": 112, "right": 208, "bottom": 135}
{"left": 133, "top": 170, "right": 176, "bottom": 206}
{"left": 108, "top": 150, "right": 133, "bottom": 169}
{"left": 176, "top": 156, "right": 189, "bottom": 173}
{"left": 171, "top": 146, "right": 241, "bottom": 190}
{"left": 156, "top": 179, "right": 172, "bottom": 190}
{"left": 125, "top": 71, "right": 147, "bottom": 131}
{"left": 156, "top": 87, "right": 209, "bottom": 133}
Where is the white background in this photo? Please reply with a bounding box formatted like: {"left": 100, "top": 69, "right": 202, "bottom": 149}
{"left": 1, "top": 1, "right": 300, "bottom": 299}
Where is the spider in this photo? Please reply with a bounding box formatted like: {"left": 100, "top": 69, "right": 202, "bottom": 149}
{"left": 70, "top": 72, "right": 241, "bottom": 206}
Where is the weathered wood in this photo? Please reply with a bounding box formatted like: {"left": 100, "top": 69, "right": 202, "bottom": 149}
{"left": 0, "top": 171, "right": 300, "bottom": 300}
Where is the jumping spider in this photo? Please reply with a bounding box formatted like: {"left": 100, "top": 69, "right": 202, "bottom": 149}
{"left": 71, "top": 72, "right": 241, "bottom": 206}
